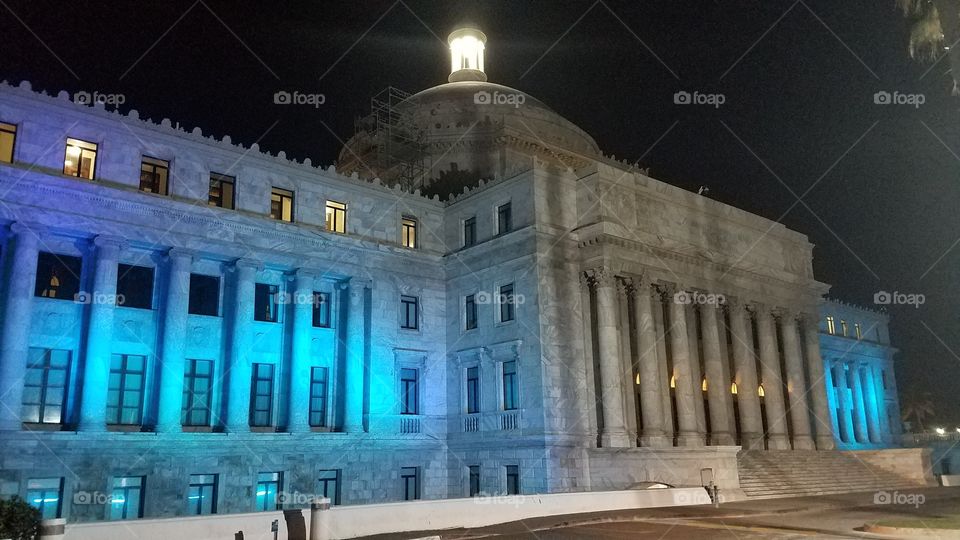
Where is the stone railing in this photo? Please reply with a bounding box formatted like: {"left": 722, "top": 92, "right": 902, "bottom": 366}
{"left": 901, "top": 432, "right": 960, "bottom": 446}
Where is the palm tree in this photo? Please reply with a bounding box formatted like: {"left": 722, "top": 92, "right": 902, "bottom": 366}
{"left": 901, "top": 393, "right": 936, "bottom": 432}
{"left": 897, "top": 0, "right": 960, "bottom": 94}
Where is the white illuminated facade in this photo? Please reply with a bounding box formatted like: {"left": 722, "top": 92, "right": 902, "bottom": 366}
{"left": 448, "top": 27, "right": 488, "bottom": 82}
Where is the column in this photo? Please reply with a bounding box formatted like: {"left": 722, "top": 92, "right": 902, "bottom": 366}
{"left": 617, "top": 278, "right": 638, "bottom": 443}
{"left": 754, "top": 305, "right": 789, "bottom": 449}
{"left": 686, "top": 303, "right": 707, "bottom": 436}
{"left": 225, "top": 258, "right": 258, "bottom": 432}
{"left": 728, "top": 299, "right": 763, "bottom": 449}
{"left": 700, "top": 301, "right": 734, "bottom": 445}
{"left": 850, "top": 362, "right": 870, "bottom": 444}
{"left": 0, "top": 223, "right": 40, "bottom": 430}
{"left": 156, "top": 248, "right": 193, "bottom": 432}
{"left": 780, "top": 311, "right": 814, "bottom": 449}
{"left": 78, "top": 235, "right": 125, "bottom": 431}
{"left": 288, "top": 268, "right": 317, "bottom": 433}
{"left": 863, "top": 362, "right": 884, "bottom": 445}
{"left": 586, "top": 267, "right": 630, "bottom": 447}
{"left": 632, "top": 277, "right": 668, "bottom": 447}
{"left": 833, "top": 361, "right": 855, "bottom": 444}
{"left": 802, "top": 314, "right": 836, "bottom": 450}
{"left": 651, "top": 287, "right": 674, "bottom": 438}
{"left": 344, "top": 277, "right": 369, "bottom": 433}
{"left": 665, "top": 284, "right": 702, "bottom": 446}
{"left": 871, "top": 362, "right": 892, "bottom": 444}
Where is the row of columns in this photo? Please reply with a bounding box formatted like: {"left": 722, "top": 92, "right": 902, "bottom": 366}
{"left": 0, "top": 223, "right": 370, "bottom": 433}
{"left": 584, "top": 266, "right": 836, "bottom": 450}
{"left": 827, "top": 357, "right": 892, "bottom": 446}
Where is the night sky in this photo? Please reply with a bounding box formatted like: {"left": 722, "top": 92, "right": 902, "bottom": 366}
{"left": 2, "top": 1, "right": 958, "bottom": 425}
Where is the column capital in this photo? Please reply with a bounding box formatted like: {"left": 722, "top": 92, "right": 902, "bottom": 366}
{"left": 751, "top": 302, "right": 775, "bottom": 321}
{"left": 166, "top": 247, "right": 195, "bottom": 264}
{"left": 231, "top": 257, "right": 263, "bottom": 272}
{"left": 583, "top": 266, "right": 614, "bottom": 288}
{"left": 8, "top": 221, "right": 40, "bottom": 239}
{"left": 291, "top": 267, "right": 320, "bottom": 286}
{"left": 93, "top": 234, "right": 126, "bottom": 252}
{"left": 343, "top": 276, "right": 372, "bottom": 290}
{"left": 724, "top": 296, "right": 749, "bottom": 314}
{"left": 617, "top": 276, "right": 633, "bottom": 295}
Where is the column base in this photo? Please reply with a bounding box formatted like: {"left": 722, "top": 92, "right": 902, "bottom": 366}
{"left": 676, "top": 431, "right": 705, "bottom": 447}
{"left": 601, "top": 431, "right": 633, "bottom": 448}
{"left": 740, "top": 432, "right": 765, "bottom": 450}
{"left": 791, "top": 436, "right": 816, "bottom": 450}
{"left": 639, "top": 432, "right": 672, "bottom": 448}
{"left": 226, "top": 424, "right": 250, "bottom": 434}
{"left": 155, "top": 423, "right": 182, "bottom": 434}
{"left": 816, "top": 435, "right": 837, "bottom": 450}
{"left": 710, "top": 432, "right": 736, "bottom": 446}
{"left": 343, "top": 423, "right": 365, "bottom": 434}
{"left": 767, "top": 433, "right": 791, "bottom": 450}
{"left": 77, "top": 422, "right": 107, "bottom": 433}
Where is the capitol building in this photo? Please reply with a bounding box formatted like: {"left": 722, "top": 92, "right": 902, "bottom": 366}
{"left": 0, "top": 27, "right": 909, "bottom": 523}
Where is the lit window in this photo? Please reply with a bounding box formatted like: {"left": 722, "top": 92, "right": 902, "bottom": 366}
{"left": 465, "top": 294, "right": 478, "bottom": 330}
{"left": 188, "top": 274, "right": 220, "bottom": 316}
{"left": 840, "top": 319, "right": 848, "bottom": 337}
{"left": 826, "top": 316, "right": 836, "bottom": 335}
{"left": 400, "top": 368, "right": 419, "bottom": 415}
{"left": 107, "top": 354, "right": 146, "bottom": 425}
{"left": 208, "top": 173, "right": 235, "bottom": 209}
{"left": 312, "top": 292, "right": 331, "bottom": 328}
{"left": 117, "top": 264, "right": 155, "bottom": 309}
{"left": 496, "top": 202, "right": 512, "bottom": 235}
{"left": 502, "top": 360, "right": 518, "bottom": 410}
{"left": 310, "top": 367, "right": 328, "bottom": 427}
{"left": 635, "top": 373, "right": 641, "bottom": 385}
{"left": 34, "top": 252, "right": 82, "bottom": 300}
{"left": 730, "top": 382, "right": 738, "bottom": 395}
{"left": 463, "top": 216, "right": 476, "bottom": 247}
{"left": 400, "top": 295, "right": 419, "bottom": 330}
{"left": 182, "top": 359, "right": 213, "bottom": 427}
{"left": 188, "top": 474, "right": 217, "bottom": 515}
{"left": 855, "top": 323, "right": 862, "bottom": 340}
{"left": 318, "top": 470, "right": 341, "bottom": 505}
{"left": 270, "top": 187, "right": 294, "bottom": 222}
{"left": 26, "top": 478, "right": 62, "bottom": 519}
{"left": 401, "top": 467, "right": 419, "bottom": 501}
{"left": 505, "top": 465, "right": 520, "bottom": 495}
{"left": 670, "top": 375, "right": 676, "bottom": 389}
{"left": 254, "top": 283, "right": 279, "bottom": 323}
{"left": 466, "top": 366, "right": 480, "bottom": 414}
{"left": 498, "top": 283, "right": 516, "bottom": 322}
{"left": 468, "top": 465, "right": 480, "bottom": 497}
{"left": 325, "top": 200, "right": 346, "bottom": 233}
{"left": 64, "top": 138, "right": 97, "bottom": 179}
{"left": 110, "top": 476, "right": 144, "bottom": 520}
{"left": 22, "top": 348, "right": 71, "bottom": 425}
{"left": 401, "top": 216, "right": 417, "bottom": 248}
{"left": 0, "top": 121, "right": 16, "bottom": 163}
{"left": 758, "top": 385, "right": 765, "bottom": 398}
{"left": 255, "top": 472, "right": 282, "bottom": 511}
{"left": 250, "top": 363, "right": 275, "bottom": 427}
{"left": 139, "top": 156, "right": 169, "bottom": 195}
{"left": 701, "top": 378, "right": 708, "bottom": 392}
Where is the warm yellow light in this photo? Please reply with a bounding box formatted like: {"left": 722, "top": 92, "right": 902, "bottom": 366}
{"left": 701, "top": 378, "right": 708, "bottom": 392}
{"left": 730, "top": 382, "right": 738, "bottom": 395}
{"left": 447, "top": 27, "right": 488, "bottom": 82}
{"left": 635, "top": 373, "right": 640, "bottom": 385}
{"left": 758, "top": 385, "right": 765, "bottom": 397}
{"left": 936, "top": 427, "right": 946, "bottom": 435}
{"left": 670, "top": 375, "right": 676, "bottom": 389}
{"left": 66, "top": 146, "right": 81, "bottom": 157}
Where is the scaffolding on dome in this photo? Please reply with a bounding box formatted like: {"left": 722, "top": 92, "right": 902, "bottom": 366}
{"left": 350, "top": 86, "right": 426, "bottom": 191}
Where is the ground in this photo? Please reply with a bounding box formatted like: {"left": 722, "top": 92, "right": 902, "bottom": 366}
{"left": 361, "top": 487, "right": 960, "bottom": 539}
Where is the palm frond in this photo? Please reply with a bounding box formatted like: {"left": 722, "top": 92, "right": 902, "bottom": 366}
{"left": 908, "top": 5, "right": 945, "bottom": 60}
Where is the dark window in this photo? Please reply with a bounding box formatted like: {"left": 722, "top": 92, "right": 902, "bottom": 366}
{"left": 401, "top": 216, "right": 417, "bottom": 248}
{"left": 463, "top": 217, "right": 476, "bottom": 247}
{"left": 188, "top": 474, "right": 217, "bottom": 515}
{"left": 208, "top": 173, "right": 235, "bottom": 210}
{"left": 881, "top": 370, "right": 888, "bottom": 389}
{"left": 107, "top": 354, "right": 146, "bottom": 425}
{"left": 496, "top": 202, "right": 512, "bottom": 234}
{"left": 26, "top": 478, "right": 63, "bottom": 519}
{"left": 110, "top": 476, "right": 144, "bottom": 520}
{"left": 34, "top": 252, "right": 82, "bottom": 300}
{"left": 465, "top": 294, "right": 477, "bottom": 330}
{"left": 270, "top": 187, "right": 294, "bottom": 222}
{"left": 255, "top": 472, "right": 282, "bottom": 511}
{"left": 63, "top": 138, "right": 97, "bottom": 179}
{"left": 182, "top": 359, "right": 213, "bottom": 427}
{"left": 503, "top": 360, "right": 518, "bottom": 411}
{"left": 22, "top": 348, "right": 70, "bottom": 425}
{"left": 117, "top": 264, "right": 155, "bottom": 309}
{"left": 312, "top": 292, "right": 331, "bottom": 328}
{"left": 401, "top": 467, "right": 419, "bottom": 501}
{"left": 254, "top": 283, "right": 279, "bottom": 322}
{"left": 188, "top": 274, "right": 220, "bottom": 316}
{"left": 505, "top": 465, "right": 519, "bottom": 495}
{"left": 250, "top": 363, "right": 275, "bottom": 427}
{"left": 0, "top": 121, "right": 16, "bottom": 163}
{"left": 468, "top": 466, "right": 480, "bottom": 497}
{"left": 318, "top": 470, "right": 341, "bottom": 505}
{"left": 400, "top": 295, "right": 419, "bottom": 330}
{"left": 139, "top": 156, "right": 169, "bottom": 195}
{"left": 498, "top": 283, "right": 515, "bottom": 322}
{"left": 400, "top": 368, "right": 418, "bottom": 415}
{"left": 466, "top": 366, "right": 480, "bottom": 414}
{"left": 309, "top": 367, "right": 328, "bottom": 427}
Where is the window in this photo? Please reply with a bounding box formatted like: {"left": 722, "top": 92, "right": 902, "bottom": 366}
{"left": 22, "top": 348, "right": 71, "bottom": 425}
{"left": 318, "top": 470, "right": 341, "bottom": 505}
{"left": 468, "top": 466, "right": 480, "bottom": 497}
{"left": 188, "top": 474, "right": 217, "bottom": 515}
{"left": 325, "top": 200, "right": 346, "bottom": 233}
{"left": 117, "top": 264, "right": 155, "bottom": 309}
{"left": 505, "top": 465, "right": 520, "bottom": 495}
{"left": 401, "top": 216, "right": 417, "bottom": 248}
{"left": 139, "top": 156, "right": 169, "bottom": 195}
{"left": 498, "top": 283, "right": 516, "bottom": 322}
{"left": 255, "top": 472, "right": 282, "bottom": 511}
{"left": 840, "top": 319, "right": 848, "bottom": 337}
{"left": 26, "top": 478, "right": 62, "bottom": 519}
{"left": 400, "top": 368, "right": 418, "bottom": 415}
{"left": 312, "top": 292, "right": 331, "bottom": 328}
{"left": 188, "top": 274, "right": 220, "bottom": 316}
{"left": 110, "top": 476, "right": 144, "bottom": 520}
{"left": 270, "top": 187, "right": 294, "bottom": 222}
{"left": 108, "top": 354, "right": 146, "bottom": 425}
{"left": 63, "top": 138, "right": 97, "bottom": 179}
{"left": 855, "top": 322, "right": 863, "bottom": 340}
{"left": 182, "top": 359, "right": 213, "bottom": 427}
{"left": 502, "top": 360, "right": 518, "bottom": 411}
{"left": 0, "top": 121, "right": 16, "bottom": 163}
{"left": 400, "top": 295, "right": 419, "bottom": 330}
{"left": 254, "top": 283, "right": 280, "bottom": 322}
{"left": 465, "top": 294, "right": 478, "bottom": 330}
{"left": 309, "top": 367, "right": 328, "bottom": 427}
{"left": 826, "top": 316, "right": 836, "bottom": 335}
{"left": 463, "top": 216, "right": 476, "bottom": 247}
{"left": 496, "top": 202, "right": 512, "bottom": 235}
{"left": 34, "top": 252, "right": 82, "bottom": 300}
{"left": 466, "top": 366, "right": 480, "bottom": 414}
{"left": 208, "top": 173, "right": 235, "bottom": 209}
{"left": 251, "top": 363, "right": 275, "bottom": 427}
{"left": 401, "top": 467, "right": 419, "bottom": 501}
{"left": 882, "top": 370, "right": 888, "bottom": 390}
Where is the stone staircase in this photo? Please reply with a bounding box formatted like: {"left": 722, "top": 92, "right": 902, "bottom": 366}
{"left": 738, "top": 450, "right": 923, "bottom": 498}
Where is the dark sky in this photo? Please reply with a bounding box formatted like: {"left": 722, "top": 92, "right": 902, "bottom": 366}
{"left": 2, "top": 1, "right": 958, "bottom": 426}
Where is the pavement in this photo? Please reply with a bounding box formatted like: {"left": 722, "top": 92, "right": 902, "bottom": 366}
{"left": 359, "top": 487, "right": 960, "bottom": 539}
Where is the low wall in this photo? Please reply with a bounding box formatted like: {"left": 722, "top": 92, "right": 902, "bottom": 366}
{"left": 63, "top": 508, "right": 305, "bottom": 540}
{"left": 844, "top": 448, "right": 938, "bottom": 486}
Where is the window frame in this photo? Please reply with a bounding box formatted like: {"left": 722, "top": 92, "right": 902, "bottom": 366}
{"left": 505, "top": 465, "right": 520, "bottom": 495}
{"left": 22, "top": 348, "right": 71, "bottom": 425}
{"left": 309, "top": 366, "right": 328, "bottom": 428}
{"left": 401, "top": 216, "right": 418, "bottom": 249}
{"left": 63, "top": 137, "right": 98, "bottom": 180}
{"left": 139, "top": 155, "right": 170, "bottom": 196}
{"left": 312, "top": 291, "right": 332, "bottom": 328}
{"left": 0, "top": 121, "right": 17, "bottom": 163}
{"left": 465, "top": 365, "right": 480, "bottom": 414}
{"left": 250, "top": 363, "right": 276, "bottom": 427}
{"left": 497, "top": 282, "right": 516, "bottom": 323}
{"left": 116, "top": 263, "right": 155, "bottom": 310}
{"left": 399, "top": 367, "right": 419, "bottom": 415}
{"left": 400, "top": 466, "right": 420, "bottom": 501}
{"left": 468, "top": 465, "right": 480, "bottom": 497}
{"left": 462, "top": 216, "right": 477, "bottom": 248}
{"left": 501, "top": 360, "right": 519, "bottom": 411}
{"left": 188, "top": 273, "right": 221, "bottom": 317}
{"left": 400, "top": 295, "right": 419, "bottom": 331}
{"left": 464, "top": 294, "right": 478, "bottom": 331}
{"left": 496, "top": 201, "right": 512, "bottom": 235}
{"left": 26, "top": 477, "right": 63, "bottom": 519}
{"left": 110, "top": 476, "right": 145, "bottom": 520}
{"left": 255, "top": 472, "right": 282, "bottom": 512}
{"left": 208, "top": 172, "right": 236, "bottom": 210}
{"left": 107, "top": 354, "right": 147, "bottom": 426}
{"left": 318, "top": 469, "right": 341, "bottom": 505}
{"left": 325, "top": 200, "right": 347, "bottom": 233}
{"left": 187, "top": 474, "right": 218, "bottom": 515}
{"left": 253, "top": 283, "right": 280, "bottom": 323}
{"left": 34, "top": 251, "right": 83, "bottom": 301}
{"left": 182, "top": 359, "right": 213, "bottom": 427}
{"left": 270, "top": 187, "right": 295, "bottom": 222}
